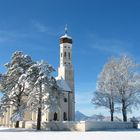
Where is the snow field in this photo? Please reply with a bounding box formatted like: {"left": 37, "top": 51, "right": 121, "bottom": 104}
{"left": 0, "top": 128, "right": 140, "bottom": 140}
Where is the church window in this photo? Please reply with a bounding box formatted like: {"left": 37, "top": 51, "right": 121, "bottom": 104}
{"left": 61, "top": 53, "right": 62, "bottom": 57}
{"left": 68, "top": 52, "right": 70, "bottom": 59}
{"left": 63, "top": 112, "right": 67, "bottom": 121}
{"left": 53, "top": 112, "right": 57, "bottom": 121}
{"left": 64, "top": 52, "right": 66, "bottom": 57}
{"left": 64, "top": 98, "right": 67, "bottom": 102}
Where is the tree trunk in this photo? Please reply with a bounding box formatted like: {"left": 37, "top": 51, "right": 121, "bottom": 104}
{"left": 37, "top": 107, "right": 41, "bottom": 130}
{"left": 122, "top": 108, "right": 127, "bottom": 122}
{"left": 37, "top": 82, "right": 42, "bottom": 130}
{"left": 122, "top": 99, "right": 127, "bottom": 122}
{"left": 15, "top": 121, "right": 19, "bottom": 128}
{"left": 110, "top": 111, "right": 114, "bottom": 122}
{"left": 110, "top": 99, "right": 114, "bottom": 122}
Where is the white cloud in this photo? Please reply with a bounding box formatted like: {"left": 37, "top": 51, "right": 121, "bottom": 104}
{"left": 91, "top": 38, "right": 132, "bottom": 55}
{"left": 75, "top": 91, "right": 109, "bottom": 116}
{"left": 75, "top": 81, "right": 97, "bottom": 116}
{"left": 75, "top": 89, "right": 111, "bottom": 116}
{"left": 31, "top": 21, "right": 59, "bottom": 36}
{"left": 75, "top": 91, "right": 94, "bottom": 116}
{"left": 0, "top": 30, "right": 28, "bottom": 43}
{"left": 75, "top": 91, "right": 93, "bottom": 105}
{"left": 32, "top": 22, "right": 48, "bottom": 33}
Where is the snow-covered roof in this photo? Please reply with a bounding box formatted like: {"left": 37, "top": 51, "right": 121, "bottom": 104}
{"left": 60, "top": 34, "right": 72, "bottom": 39}
{"left": 55, "top": 76, "right": 71, "bottom": 92}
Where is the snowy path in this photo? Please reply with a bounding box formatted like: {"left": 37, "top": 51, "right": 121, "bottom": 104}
{"left": 0, "top": 128, "right": 140, "bottom": 140}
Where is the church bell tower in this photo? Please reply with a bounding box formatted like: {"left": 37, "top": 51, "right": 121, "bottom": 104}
{"left": 58, "top": 25, "right": 75, "bottom": 121}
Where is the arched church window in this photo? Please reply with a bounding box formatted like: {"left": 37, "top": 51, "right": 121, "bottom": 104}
{"left": 64, "top": 52, "right": 66, "bottom": 57}
{"left": 63, "top": 112, "right": 67, "bottom": 121}
{"left": 53, "top": 112, "right": 57, "bottom": 121}
{"left": 68, "top": 52, "right": 70, "bottom": 59}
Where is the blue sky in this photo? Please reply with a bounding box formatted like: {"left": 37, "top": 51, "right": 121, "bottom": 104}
{"left": 0, "top": 0, "right": 140, "bottom": 118}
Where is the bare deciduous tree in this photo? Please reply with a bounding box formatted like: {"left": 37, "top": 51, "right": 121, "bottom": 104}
{"left": 92, "top": 55, "right": 140, "bottom": 122}
{"left": 92, "top": 58, "right": 117, "bottom": 121}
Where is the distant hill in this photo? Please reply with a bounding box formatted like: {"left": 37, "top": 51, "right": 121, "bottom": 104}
{"left": 75, "top": 111, "right": 88, "bottom": 121}
{"left": 75, "top": 110, "right": 122, "bottom": 122}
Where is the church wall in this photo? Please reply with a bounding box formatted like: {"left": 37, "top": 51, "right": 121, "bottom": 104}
{"left": 60, "top": 43, "right": 72, "bottom": 66}
{"left": 25, "top": 121, "right": 133, "bottom": 131}
{"left": 31, "top": 112, "right": 37, "bottom": 121}
{"left": 24, "top": 112, "right": 31, "bottom": 120}
{"left": 43, "top": 92, "right": 69, "bottom": 122}
{"left": 59, "top": 92, "right": 69, "bottom": 121}
{"left": 5, "top": 108, "right": 10, "bottom": 126}
{"left": 58, "top": 30, "right": 75, "bottom": 121}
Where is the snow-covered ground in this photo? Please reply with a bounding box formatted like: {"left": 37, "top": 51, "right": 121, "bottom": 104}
{"left": 0, "top": 127, "right": 140, "bottom": 140}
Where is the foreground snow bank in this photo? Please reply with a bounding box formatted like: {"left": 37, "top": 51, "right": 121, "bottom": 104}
{"left": 0, "top": 127, "right": 140, "bottom": 140}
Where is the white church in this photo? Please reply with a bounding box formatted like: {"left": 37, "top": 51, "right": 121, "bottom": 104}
{"left": 0, "top": 27, "right": 134, "bottom": 131}
{"left": 0, "top": 26, "right": 75, "bottom": 126}
{"left": 45, "top": 26, "right": 75, "bottom": 122}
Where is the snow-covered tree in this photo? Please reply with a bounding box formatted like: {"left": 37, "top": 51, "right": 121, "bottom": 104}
{"left": 113, "top": 55, "right": 140, "bottom": 121}
{"left": 92, "top": 58, "right": 117, "bottom": 121}
{"left": 0, "top": 51, "right": 34, "bottom": 127}
{"left": 24, "top": 60, "right": 60, "bottom": 130}
{"left": 92, "top": 55, "right": 140, "bottom": 122}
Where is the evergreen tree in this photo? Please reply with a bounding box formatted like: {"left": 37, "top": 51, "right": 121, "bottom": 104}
{"left": 24, "top": 61, "right": 59, "bottom": 130}
{"left": 0, "top": 51, "right": 34, "bottom": 127}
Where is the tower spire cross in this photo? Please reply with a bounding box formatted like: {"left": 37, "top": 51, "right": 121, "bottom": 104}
{"left": 65, "top": 24, "right": 68, "bottom": 35}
